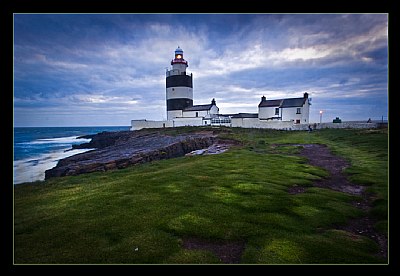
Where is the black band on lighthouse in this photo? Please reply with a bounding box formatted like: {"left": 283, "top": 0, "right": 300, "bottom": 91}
{"left": 166, "top": 75, "right": 193, "bottom": 88}
{"left": 167, "top": 98, "right": 193, "bottom": 111}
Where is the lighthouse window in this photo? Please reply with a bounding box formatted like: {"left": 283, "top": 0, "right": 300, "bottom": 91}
{"left": 296, "top": 108, "right": 301, "bottom": 114}
{"left": 196, "top": 112, "right": 198, "bottom": 117}
{"left": 172, "top": 88, "right": 175, "bottom": 91}
{"left": 275, "top": 108, "right": 279, "bottom": 115}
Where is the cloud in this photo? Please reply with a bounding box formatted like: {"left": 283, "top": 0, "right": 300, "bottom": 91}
{"left": 13, "top": 14, "right": 388, "bottom": 126}
{"left": 268, "top": 47, "right": 332, "bottom": 62}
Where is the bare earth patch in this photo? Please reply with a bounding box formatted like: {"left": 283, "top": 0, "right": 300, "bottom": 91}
{"left": 283, "top": 143, "right": 387, "bottom": 259}
{"left": 297, "top": 144, "right": 364, "bottom": 195}
{"left": 287, "top": 185, "right": 307, "bottom": 194}
{"left": 182, "top": 237, "right": 245, "bottom": 264}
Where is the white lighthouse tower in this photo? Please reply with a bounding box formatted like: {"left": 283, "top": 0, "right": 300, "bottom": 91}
{"left": 165, "top": 46, "right": 193, "bottom": 120}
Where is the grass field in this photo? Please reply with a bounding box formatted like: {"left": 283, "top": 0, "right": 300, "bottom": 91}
{"left": 14, "top": 127, "right": 388, "bottom": 264}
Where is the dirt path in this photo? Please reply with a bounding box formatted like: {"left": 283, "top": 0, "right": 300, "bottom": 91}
{"left": 292, "top": 144, "right": 387, "bottom": 259}
{"left": 182, "top": 237, "right": 245, "bottom": 264}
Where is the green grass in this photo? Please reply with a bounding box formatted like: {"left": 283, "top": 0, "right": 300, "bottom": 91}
{"left": 14, "top": 127, "right": 388, "bottom": 264}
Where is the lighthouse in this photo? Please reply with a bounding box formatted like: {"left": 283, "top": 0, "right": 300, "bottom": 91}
{"left": 166, "top": 46, "right": 193, "bottom": 120}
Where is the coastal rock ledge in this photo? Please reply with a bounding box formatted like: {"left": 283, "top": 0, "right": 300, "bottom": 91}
{"left": 45, "top": 130, "right": 216, "bottom": 179}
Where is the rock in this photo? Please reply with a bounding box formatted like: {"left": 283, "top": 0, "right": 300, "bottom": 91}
{"left": 72, "top": 131, "right": 132, "bottom": 149}
{"left": 45, "top": 130, "right": 216, "bottom": 179}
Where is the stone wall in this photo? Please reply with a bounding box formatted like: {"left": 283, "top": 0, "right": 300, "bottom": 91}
{"left": 317, "top": 122, "right": 379, "bottom": 129}
{"left": 231, "top": 118, "right": 381, "bottom": 130}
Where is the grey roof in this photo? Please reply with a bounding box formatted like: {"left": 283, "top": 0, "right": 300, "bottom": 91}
{"left": 258, "top": 99, "right": 282, "bottom": 107}
{"left": 280, "top": 98, "right": 306, "bottom": 108}
{"left": 219, "top": 113, "right": 238, "bottom": 117}
{"left": 183, "top": 104, "right": 213, "bottom": 111}
{"left": 231, "top": 113, "right": 259, "bottom": 118}
{"left": 259, "top": 97, "right": 306, "bottom": 108}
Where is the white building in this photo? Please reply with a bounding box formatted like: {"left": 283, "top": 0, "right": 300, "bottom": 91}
{"left": 258, "top": 93, "right": 310, "bottom": 124}
{"left": 229, "top": 93, "right": 311, "bottom": 130}
{"left": 131, "top": 47, "right": 311, "bottom": 131}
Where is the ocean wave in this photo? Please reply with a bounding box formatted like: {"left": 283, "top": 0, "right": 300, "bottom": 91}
{"left": 13, "top": 148, "right": 94, "bottom": 185}
{"left": 18, "top": 136, "right": 91, "bottom": 145}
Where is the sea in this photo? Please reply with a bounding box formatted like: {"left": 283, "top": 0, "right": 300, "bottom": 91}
{"left": 13, "top": 126, "right": 130, "bottom": 185}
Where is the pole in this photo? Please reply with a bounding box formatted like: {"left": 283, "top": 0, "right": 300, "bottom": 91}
{"left": 319, "top": 110, "right": 323, "bottom": 124}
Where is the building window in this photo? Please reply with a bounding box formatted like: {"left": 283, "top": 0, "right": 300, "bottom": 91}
{"left": 275, "top": 108, "right": 279, "bottom": 115}
{"left": 211, "top": 118, "right": 231, "bottom": 124}
{"left": 296, "top": 108, "right": 301, "bottom": 114}
{"left": 296, "top": 119, "right": 300, "bottom": 124}
{"left": 172, "top": 88, "right": 175, "bottom": 91}
{"left": 195, "top": 112, "right": 198, "bottom": 117}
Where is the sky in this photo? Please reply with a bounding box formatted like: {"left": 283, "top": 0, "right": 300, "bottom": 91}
{"left": 13, "top": 13, "right": 388, "bottom": 127}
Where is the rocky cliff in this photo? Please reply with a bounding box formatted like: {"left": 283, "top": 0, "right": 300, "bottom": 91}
{"left": 45, "top": 130, "right": 216, "bottom": 179}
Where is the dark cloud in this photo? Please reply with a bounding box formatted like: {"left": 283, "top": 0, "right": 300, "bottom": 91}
{"left": 13, "top": 14, "right": 388, "bottom": 126}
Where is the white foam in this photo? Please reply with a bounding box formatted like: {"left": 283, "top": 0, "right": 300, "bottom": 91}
{"left": 13, "top": 148, "right": 94, "bottom": 184}
{"left": 18, "top": 136, "right": 91, "bottom": 145}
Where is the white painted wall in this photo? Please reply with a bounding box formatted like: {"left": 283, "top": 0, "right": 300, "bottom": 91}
{"left": 167, "top": 110, "right": 183, "bottom": 120}
{"left": 172, "top": 63, "right": 187, "bottom": 74}
{"left": 167, "top": 64, "right": 187, "bottom": 76}
{"left": 281, "top": 107, "right": 302, "bottom": 123}
{"left": 131, "top": 117, "right": 208, "bottom": 130}
{"left": 182, "top": 110, "right": 209, "bottom": 118}
{"left": 302, "top": 100, "right": 310, "bottom": 124}
{"left": 172, "top": 117, "right": 204, "bottom": 127}
{"left": 231, "top": 118, "right": 308, "bottom": 130}
{"left": 132, "top": 118, "right": 379, "bottom": 131}
{"left": 210, "top": 105, "right": 219, "bottom": 115}
{"left": 203, "top": 119, "right": 212, "bottom": 126}
{"left": 166, "top": 87, "right": 193, "bottom": 100}
{"left": 166, "top": 69, "right": 178, "bottom": 77}
{"left": 181, "top": 105, "right": 218, "bottom": 118}
{"left": 259, "top": 106, "right": 279, "bottom": 120}
{"left": 131, "top": 120, "right": 173, "bottom": 131}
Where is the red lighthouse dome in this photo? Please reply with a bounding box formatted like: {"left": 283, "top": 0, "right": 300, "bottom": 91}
{"left": 171, "top": 46, "right": 188, "bottom": 65}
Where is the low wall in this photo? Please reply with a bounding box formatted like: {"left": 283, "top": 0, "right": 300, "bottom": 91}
{"left": 131, "top": 120, "right": 172, "bottom": 131}
{"left": 231, "top": 118, "right": 308, "bottom": 130}
{"left": 132, "top": 119, "right": 382, "bottom": 131}
{"left": 173, "top": 117, "right": 204, "bottom": 127}
{"left": 231, "top": 118, "right": 380, "bottom": 130}
{"left": 317, "top": 122, "right": 379, "bottom": 129}
{"left": 131, "top": 117, "right": 205, "bottom": 130}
